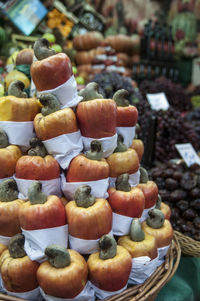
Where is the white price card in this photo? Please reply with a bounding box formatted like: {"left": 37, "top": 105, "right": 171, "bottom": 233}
{"left": 175, "top": 143, "right": 200, "bottom": 167}
{"left": 146, "top": 93, "right": 170, "bottom": 111}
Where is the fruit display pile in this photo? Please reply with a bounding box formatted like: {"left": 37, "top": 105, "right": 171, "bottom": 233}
{"left": 140, "top": 77, "right": 192, "bottom": 112}
{"left": 0, "top": 38, "right": 175, "bottom": 301}
{"left": 185, "top": 107, "right": 200, "bottom": 144}
{"left": 150, "top": 161, "right": 200, "bottom": 241}
{"left": 91, "top": 71, "right": 138, "bottom": 103}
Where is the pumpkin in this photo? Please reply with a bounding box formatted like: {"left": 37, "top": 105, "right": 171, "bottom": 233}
{"left": 31, "top": 39, "right": 72, "bottom": 92}
{"left": 37, "top": 245, "right": 88, "bottom": 298}
{"left": 0, "top": 234, "right": 39, "bottom": 293}
{"left": 108, "top": 174, "right": 145, "bottom": 218}
{"left": 4, "top": 70, "right": 30, "bottom": 91}
{"left": 19, "top": 181, "right": 66, "bottom": 230}
{"left": 0, "top": 179, "right": 24, "bottom": 237}
{"left": 88, "top": 235, "right": 132, "bottom": 291}
{"left": 142, "top": 209, "right": 173, "bottom": 248}
{"left": 75, "top": 47, "right": 105, "bottom": 65}
{"left": 0, "top": 129, "right": 22, "bottom": 178}
{"left": 76, "top": 82, "right": 117, "bottom": 138}
{"left": 66, "top": 140, "right": 109, "bottom": 182}
{"left": 113, "top": 89, "right": 138, "bottom": 127}
{"left": 66, "top": 185, "right": 112, "bottom": 240}
{"left": 0, "top": 81, "right": 41, "bottom": 121}
{"left": 137, "top": 167, "right": 158, "bottom": 209}
{"left": 118, "top": 218, "right": 158, "bottom": 260}
{"left": 73, "top": 32, "right": 103, "bottom": 51}
{"left": 34, "top": 93, "right": 78, "bottom": 141}
{"left": 156, "top": 194, "right": 171, "bottom": 221}
{"left": 15, "top": 138, "right": 60, "bottom": 180}
{"left": 131, "top": 139, "right": 144, "bottom": 162}
{"left": 107, "top": 136, "right": 139, "bottom": 178}
{"left": 116, "top": 53, "right": 132, "bottom": 67}
{"left": 104, "top": 35, "right": 136, "bottom": 54}
{"left": 77, "top": 64, "right": 93, "bottom": 75}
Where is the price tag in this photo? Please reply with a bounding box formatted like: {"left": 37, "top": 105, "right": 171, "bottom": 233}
{"left": 146, "top": 93, "right": 170, "bottom": 111}
{"left": 175, "top": 143, "right": 200, "bottom": 167}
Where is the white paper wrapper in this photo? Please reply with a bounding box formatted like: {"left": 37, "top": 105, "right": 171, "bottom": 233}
{"left": 82, "top": 134, "right": 118, "bottom": 158}
{"left": 43, "top": 131, "right": 83, "bottom": 169}
{"left": 38, "top": 75, "right": 82, "bottom": 108}
{"left": 3, "top": 287, "right": 42, "bottom": 301}
{"left": 40, "top": 281, "right": 95, "bottom": 301}
{"left": 128, "top": 255, "right": 159, "bottom": 285}
{"left": 157, "top": 244, "right": 170, "bottom": 266}
{"left": 0, "top": 176, "right": 13, "bottom": 183}
{"left": 0, "top": 235, "right": 11, "bottom": 246}
{"left": 112, "top": 213, "right": 144, "bottom": 236}
{"left": 0, "top": 121, "right": 35, "bottom": 148}
{"left": 22, "top": 225, "right": 68, "bottom": 262}
{"left": 14, "top": 176, "right": 62, "bottom": 200}
{"left": 89, "top": 281, "right": 127, "bottom": 300}
{"left": 61, "top": 173, "right": 109, "bottom": 200}
{"left": 69, "top": 231, "right": 113, "bottom": 255}
{"left": 140, "top": 204, "right": 156, "bottom": 223}
{"left": 116, "top": 126, "right": 136, "bottom": 147}
{"left": 109, "top": 170, "right": 140, "bottom": 188}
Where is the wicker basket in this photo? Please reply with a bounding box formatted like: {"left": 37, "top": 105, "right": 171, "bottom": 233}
{"left": 175, "top": 231, "right": 200, "bottom": 257}
{"left": 0, "top": 234, "right": 181, "bottom": 301}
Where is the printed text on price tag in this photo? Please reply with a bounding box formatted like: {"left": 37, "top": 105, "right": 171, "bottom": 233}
{"left": 146, "top": 93, "right": 170, "bottom": 111}
{"left": 175, "top": 143, "right": 200, "bottom": 167}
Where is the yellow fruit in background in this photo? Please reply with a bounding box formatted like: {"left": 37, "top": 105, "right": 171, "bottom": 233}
{"left": 4, "top": 70, "right": 30, "bottom": 91}
{"left": 6, "top": 50, "right": 19, "bottom": 66}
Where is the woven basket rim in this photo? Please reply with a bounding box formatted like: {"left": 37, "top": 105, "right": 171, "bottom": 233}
{"left": 0, "top": 234, "right": 181, "bottom": 301}
{"left": 174, "top": 230, "right": 200, "bottom": 257}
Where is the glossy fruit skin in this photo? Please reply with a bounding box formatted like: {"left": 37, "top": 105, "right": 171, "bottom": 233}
{"left": 88, "top": 245, "right": 132, "bottom": 291}
{"left": 16, "top": 49, "right": 34, "bottom": 65}
{"left": 0, "top": 244, "right": 7, "bottom": 256}
{"left": 66, "top": 199, "right": 112, "bottom": 240}
{"left": 108, "top": 187, "right": 145, "bottom": 218}
{"left": 116, "top": 106, "right": 138, "bottom": 127}
{"left": 66, "top": 155, "right": 109, "bottom": 182}
{"left": 4, "top": 70, "right": 30, "bottom": 91}
{"left": 76, "top": 99, "right": 117, "bottom": 138}
{"left": 0, "top": 145, "right": 22, "bottom": 178}
{"left": 0, "top": 199, "right": 24, "bottom": 236}
{"left": 15, "top": 155, "right": 60, "bottom": 180}
{"left": 118, "top": 232, "right": 158, "bottom": 260}
{"left": 160, "top": 202, "right": 171, "bottom": 220}
{"left": 19, "top": 196, "right": 66, "bottom": 230}
{"left": 107, "top": 148, "right": 139, "bottom": 178}
{"left": 34, "top": 108, "right": 78, "bottom": 140}
{"left": 142, "top": 220, "right": 174, "bottom": 248}
{"left": 37, "top": 249, "right": 88, "bottom": 298}
{"left": 31, "top": 53, "right": 73, "bottom": 91}
{"left": 0, "top": 250, "right": 39, "bottom": 292}
{"left": 0, "top": 96, "right": 41, "bottom": 121}
{"left": 130, "top": 139, "right": 144, "bottom": 162}
{"left": 137, "top": 181, "right": 159, "bottom": 209}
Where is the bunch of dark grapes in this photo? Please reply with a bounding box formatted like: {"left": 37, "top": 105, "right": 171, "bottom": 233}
{"left": 91, "top": 72, "right": 137, "bottom": 103}
{"left": 155, "top": 108, "right": 199, "bottom": 162}
{"left": 140, "top": 76, "right": 192, "bottom": 112}
{"left": 185, "top": 108, "right": 200, "bottom": 143}
{"left": 150, "top": 161, "right": 200, "bottom": 241}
